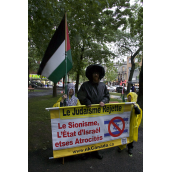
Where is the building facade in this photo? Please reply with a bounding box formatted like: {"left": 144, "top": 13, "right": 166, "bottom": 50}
{"left": 113, "top": 56, "right": 142, "bottom": 86}
{"left": 113, "top": 61, "right": 127, "bottom": 86}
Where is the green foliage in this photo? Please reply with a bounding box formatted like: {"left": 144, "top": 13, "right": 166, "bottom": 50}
{"left": 28, "top": 41, "right": 40, "bottom": 72}
{"left": 105, "top": 61, "right": 118, "bottom": 82}
{"left": 28, "top": 0, "right": 136, "bottom": 87}
{"left": 128, "top": 1, "right": 143, "bottom": 45}
{"left": 134, "top": 54, "right": 142, "bottom": 70}
{"left": 113, "top": 30, "right": 141, "bottom": 58}
{"left": 28, "top": 0, "right": 60, "bottom": 56}
{"left": 28, "top": 94, "right": 61, "bottom": 151}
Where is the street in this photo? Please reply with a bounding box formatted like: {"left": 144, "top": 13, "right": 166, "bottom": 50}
{"left": 28, "top": 87, "right": 64, "bottom": 98}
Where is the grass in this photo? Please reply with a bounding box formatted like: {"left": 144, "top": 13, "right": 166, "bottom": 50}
{"left": 109, "top": 92, "right": 127, "bottom": 102}
{"left": 28, "top": 94, "right": 61, "bottom": 151}
{"left": 109, "top": 92, "right": 121, "bottom": 96}
{"left": 110, "top": 98, "right": 122, "bottom": 102}
{"left": 28, "top": 93, "right": 142, "bottom": 152}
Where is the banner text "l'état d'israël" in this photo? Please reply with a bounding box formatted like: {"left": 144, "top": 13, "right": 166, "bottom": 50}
{"left": 55, "top": 121, "right": 102, "bottom": 148}
{"left": 63, "top": 105, "right": 123, "bottom": 116}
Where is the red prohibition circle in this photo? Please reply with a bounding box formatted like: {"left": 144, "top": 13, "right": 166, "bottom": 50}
{"left": 108, "top": 117, "right": 125, "bottom": 137}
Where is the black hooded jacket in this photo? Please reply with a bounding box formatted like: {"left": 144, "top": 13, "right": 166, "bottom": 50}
{"left": 77, "top": 64, "right": 110, "bottom": 106}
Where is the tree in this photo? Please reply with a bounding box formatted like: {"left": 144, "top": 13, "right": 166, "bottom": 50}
{"left": 65, "top": 0, "right": 132, "bottom": 92}
{"left": 123, "top": 45, "right": 143, "bottom": 94}
{"left": 127, "top": 0, "right": 143, "bottom": 108}
{"left": 137, "top": 57, "right": 143, "bottom": 110}
{"left": 28, "top": 0, "right": 60, "bottom": 57}
{"left": 111, "top": 29, "right": 142, "bottom": 92}
{"left": 29, "top": 0, "right": 61, "bottom": 95}
{"left": 28, "top": 39, "right": 40, "bottom": 86}
{"left": 111, "top": 1, "right": 143, "bottom": 100}
{"left": 128, "top": 1, "right": 143, "bottom": 46}
{"left": 104, "top": 61, "right": 118, "bottom": 84}
{"left": 28, "top": 0, "right": 133, "bottom": 95}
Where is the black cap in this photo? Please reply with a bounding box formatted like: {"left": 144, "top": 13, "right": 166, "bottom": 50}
{"left": 86, "top": 64, "right": 105, "bottom": 81}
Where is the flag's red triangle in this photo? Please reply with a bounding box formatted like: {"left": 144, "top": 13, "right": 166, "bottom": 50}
{"left": 66, "top": 26, "right": 70, "bottom": 51}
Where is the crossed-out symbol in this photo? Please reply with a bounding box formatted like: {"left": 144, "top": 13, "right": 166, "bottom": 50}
{"left": 108, "top": 117, "right": 125, "bottom": 137}
{"left": 113, "top": 123, "right": 119, "bottom": 130}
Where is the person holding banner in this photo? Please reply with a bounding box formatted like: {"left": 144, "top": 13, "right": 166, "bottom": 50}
{"left": 77, "top": 64, "right": 110, "bottom": 160}
{"left": 53, "top": 83, "right": 81, "bottom": 107}
{"left": 118, "top": 92, "right": 142, "bottom": 156}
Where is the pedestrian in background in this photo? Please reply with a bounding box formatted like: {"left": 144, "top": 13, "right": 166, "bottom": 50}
{"left": 131, "top": 84, "right": 136, "bottom": 92}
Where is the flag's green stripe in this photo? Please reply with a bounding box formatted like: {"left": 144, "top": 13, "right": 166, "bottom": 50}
{"left": 48, "top": 58, "right": 72, "bottom": 83}
{"left": 67, "top": 49, "right": 72, "bottom": 63}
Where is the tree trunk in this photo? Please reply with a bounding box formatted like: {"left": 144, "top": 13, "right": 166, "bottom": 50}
{"left": 28, "top": 65, "right": 30, "bottom": 87}
{"left": 53, "top": 82, "right": 57, "bottom": 97}
{"left": 126, "top": 62, "right": 135, "bottom": 94}
{"left": 126, "top": 46, "right": 143, "bottom": 94}
{"left": 75, "top": 45, "right": 84, "bottom": 94}
{"left": 137, "top": 58, "right": 143, "bottom": 110}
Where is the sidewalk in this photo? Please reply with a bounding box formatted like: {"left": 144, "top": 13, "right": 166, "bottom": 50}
{"left": 28, "top": 127, "right": 143, "bottom": 172}
{"left": 28, "top": 87, "right": 64, "bottom": 98}
{"left": 110, "top": 95, "right": 121, "bottom": 100}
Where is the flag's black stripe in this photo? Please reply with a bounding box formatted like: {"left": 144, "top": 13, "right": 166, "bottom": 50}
{"left": 37, "top": 15, "right": 65, "bottom": 75}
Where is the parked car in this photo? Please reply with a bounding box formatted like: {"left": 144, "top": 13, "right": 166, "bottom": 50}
{"left": 111, "top": 85, "right": 120, "bottom": 92}
{"left": 30, "top": 83, "right": 38, "bottom": 88}
{"left": 57, "top": 82, "right": 63, "bottom": 87}
{"left": 116, "top": 86, "right": 127, "bottom": 93}
{"left": 106, "top": 85, "right": 110, "bottom": 90}
{"left": 135, "top": 86, "right": 139, "bottom": 93}
{"left": 31, "top": 81, "right": 43, "bottom": 87}
{"left": 108, "top": 86, "right": 116, "bottom": 92}
{"left": 112, "top": 85, "right": 120, "bottom": 92}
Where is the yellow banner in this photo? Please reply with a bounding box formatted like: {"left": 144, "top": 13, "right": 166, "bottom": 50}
{"left": 53, "top": 138, "right": 131, "bottom": 158}
{"left": 48, "top": 103, "right": 132, "bottom": 158}
{"left": 59, "top": 103, "right": 126, "bottom": 119}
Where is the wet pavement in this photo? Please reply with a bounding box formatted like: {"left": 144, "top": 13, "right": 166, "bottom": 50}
{"left": 28, "top": 88, "right": 122, "bottom": 100}
{"left": 28, "top": 127, "right": 143, "bottom": 172}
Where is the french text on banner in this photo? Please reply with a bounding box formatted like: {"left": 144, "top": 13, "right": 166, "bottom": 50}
{"left": 51, "top": 112, "right": 130, "bottom": 151}
{"left": 59, "top": 104, "right": 125, "bottom": 119}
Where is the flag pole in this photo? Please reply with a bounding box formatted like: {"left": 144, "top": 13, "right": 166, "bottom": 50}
{"left": 65, "top": 12, "right": 67, "bottom": 95}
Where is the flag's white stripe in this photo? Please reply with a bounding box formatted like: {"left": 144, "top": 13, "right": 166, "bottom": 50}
{"left": 42, "top": 41, "right": 65, "bottom": 77}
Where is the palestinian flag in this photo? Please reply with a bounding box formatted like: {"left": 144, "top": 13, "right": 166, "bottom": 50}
{"left": 37, "top": 15, "right": 72, "bottom": 83}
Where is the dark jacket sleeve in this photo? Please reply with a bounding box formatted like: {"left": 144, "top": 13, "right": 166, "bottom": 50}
{"left": 101, "top": 85, "right": 110, "bottom": 104}
{"left": 77, "top": 84, "right": 92, "bottom": 106}
{"left": 134, "top": 105, "right": 141, "bottom": 114}
{"left": 60, "top": 102, "right": 63, "bottom": 107}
